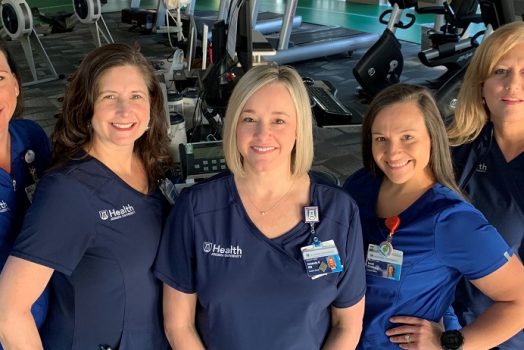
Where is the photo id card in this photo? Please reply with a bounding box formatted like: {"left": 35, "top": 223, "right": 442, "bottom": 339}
{"left": 301, "top": 239, "right": 343, "bottom": 279}
{"left": 365, "top": 243, "right": 403, "bottom": 281}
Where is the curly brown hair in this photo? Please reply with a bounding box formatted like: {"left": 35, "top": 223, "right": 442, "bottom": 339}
{"left": 51, "top": 43, "right": 173, "bottom": 190}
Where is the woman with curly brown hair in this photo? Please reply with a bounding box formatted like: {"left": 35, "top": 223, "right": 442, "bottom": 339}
{"left": 0, "top": 43, "right": 173, "bottom": 349}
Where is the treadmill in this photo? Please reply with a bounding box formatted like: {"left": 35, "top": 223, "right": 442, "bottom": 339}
{"left": 263, "top": 0, "right": 378, "bottom": 65}
{"left": 208, "top": 0, "right": 302, "bottom": 34}
{"left": 251, "top": 0, "right": 302, "bottom": 34}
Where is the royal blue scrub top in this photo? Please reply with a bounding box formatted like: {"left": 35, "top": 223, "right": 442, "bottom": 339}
{"left": 154, "top": 172, "right": 366, "bottom": 350}
{"left": 453, "top": 123, "right": 524, "bottom": 349}
{"left": 11, "top": 155, "right": 170, "bottom": 349}
{"left": 0, "top": 119, "right": 50, "bottom": 331}
{"left": 344, "top": 168, "right": 512, "bottom": 350}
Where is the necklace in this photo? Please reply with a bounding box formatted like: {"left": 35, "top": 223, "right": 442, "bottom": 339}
{"left": 246, "top": 180, "right": 296, "bottom": 216}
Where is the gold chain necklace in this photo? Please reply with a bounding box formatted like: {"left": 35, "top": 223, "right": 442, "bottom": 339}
{"left": 246, "top": 180, "right": 296, "bottom": 216}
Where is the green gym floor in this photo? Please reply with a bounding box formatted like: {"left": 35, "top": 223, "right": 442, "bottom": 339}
{"left": 31, "top": 0, "right": 443, "bottom": 43}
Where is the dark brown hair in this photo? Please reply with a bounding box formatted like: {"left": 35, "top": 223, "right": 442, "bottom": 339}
{"left": 51, "top": 43, "right": 173, "bottom": 190}
{"left": 0, "top": 40, "right": 23, "bottom": 117}
{"left": 362, "top": 84, "right": 462, "bottom": 195}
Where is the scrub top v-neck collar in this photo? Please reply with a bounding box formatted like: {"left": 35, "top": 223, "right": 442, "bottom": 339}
{"left": 227, "top": 174, "right": 316, "bottom": 264}
{"left": 85, "top": 154, "right": 152, "bottom": 197}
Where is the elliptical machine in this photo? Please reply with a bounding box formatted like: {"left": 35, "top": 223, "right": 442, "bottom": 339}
{"left": 353, "top": 0, "right": 417, "bottom": 98}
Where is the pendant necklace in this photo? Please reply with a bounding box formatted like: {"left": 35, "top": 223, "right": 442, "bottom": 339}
{"left": 246, "top": 180, "right": 296, "bottom": 216}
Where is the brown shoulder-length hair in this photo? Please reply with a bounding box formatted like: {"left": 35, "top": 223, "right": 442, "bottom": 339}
{"left": 51, "top": 43, "right": 173, "bottom": 190}
{"left": 362, "top": 84, "right": 462, "bottom": 195}
{"left": 0, "top": 40, "right": 23, "bottom": 117}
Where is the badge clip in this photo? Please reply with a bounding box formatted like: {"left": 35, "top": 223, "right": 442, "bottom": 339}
{"left": 304, "top": 206, "right": 320, "bottom": 246}
{"left": 379, "top": 216, "right": 400, "bottom": 256}
{"left": 23, "top": 149, "right": 38, "bottom": 203}
{"left": 24, "top": 150, "right": 38, "bottom": 183}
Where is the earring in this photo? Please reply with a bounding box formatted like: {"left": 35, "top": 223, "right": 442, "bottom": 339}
{"left": 87, "top": 121, "right": 92, "bottom": 129}
{"left": 481, "top": 97, "right": 486, "bottom": 105}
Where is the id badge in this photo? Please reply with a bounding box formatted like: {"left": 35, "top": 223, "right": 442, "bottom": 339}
{"left": 301, "top": 239, "right": 343, "bottom": 279}
{"left": 365, "top": 243, "right": 403, "bottom": 281}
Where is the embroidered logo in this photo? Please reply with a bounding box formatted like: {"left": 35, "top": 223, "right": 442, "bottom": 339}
{"left": 203, "top": 242, "right": 213, "bottom": 253}
{"left": 98, "top": 204, "right": 135, "bottom": 221}
{"left": 202, "top": 241, "right": 243, "bottom": 259}
{"left": 0, "top": 200, "right": 9, "bottom": 213}
{"left": 476, "top": 163, "right": 487, "bottom": 173}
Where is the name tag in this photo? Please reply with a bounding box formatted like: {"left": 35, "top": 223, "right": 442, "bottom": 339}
{"left": 366, "top": 243, "right": 403, "bottom": 281}
{"left": 301, "top": 239, "right": 343, "bottom": 279}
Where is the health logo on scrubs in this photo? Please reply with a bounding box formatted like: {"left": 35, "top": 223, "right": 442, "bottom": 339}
{"left": 98, "top": 204, "right": 136, "bottom": 221}
{"left": 202, "top": 242, "right": 243, "bottom": 259}
{"left": 203, "top": 242, "right": 213, "bottom": 253}
{"left": 476, "top": 163, "right": 487, "bottom": 173}
{"left": 0, "top": 200, "right": 9, "bottom": 213}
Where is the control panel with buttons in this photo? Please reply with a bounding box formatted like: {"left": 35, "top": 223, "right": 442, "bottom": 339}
{"left": 179, "top": 141, "right": 227, "bottom": 180}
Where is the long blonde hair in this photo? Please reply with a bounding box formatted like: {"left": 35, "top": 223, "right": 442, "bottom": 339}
{"left": 448, "top": 21, "right": 524, "bottom": 146}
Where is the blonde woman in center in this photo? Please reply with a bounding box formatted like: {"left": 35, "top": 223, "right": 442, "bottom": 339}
{"left": 154, "top": 64, "right": 366, "bottom": 350}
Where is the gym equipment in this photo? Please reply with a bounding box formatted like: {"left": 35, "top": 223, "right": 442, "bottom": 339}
{"left": 417, "top": 0, "right": 484, "bottom": 87}
{"left": 353, "top": 0, "right": 417, "bottom": 98}
{"left": 122, "top": 0, "right": 192, "bottom": 34}
{"left": 354, "top": 0, "right": 485, "bottom": 98}
{"left": 263, "top": 0, "right": 378, "bottom": 65}
{"left": 303, "top": 77, "right": 362, "bottom": 127}
{"left": 30, "top": 7, "right": 76, "bottom": 34}
{"left": 0, "top": 0, "right": 59, "bottom": 86}
{"left": 156, "top": 0, "right": 191, "bottom": 46}
{"left": 224, "top": 0, "right": 302, "bottom": 35}
{"left": 73, "top": 0, "right": 113, "bottom": 47}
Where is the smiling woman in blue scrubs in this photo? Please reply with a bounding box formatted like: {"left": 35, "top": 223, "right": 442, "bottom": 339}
{"left": 344, "top": 84, "right": 524, "bottom": 350}
{"left": 155, "top": 64, "right": 366, "bottom": 350}
{"left": 448, "top": 21, "right": 524, "bottom": 350}
{"left": 0, "top": 41, "right": 50, "bottom": 345}
{"left": 0, "top": 43, "right": 173, "bottom": 349}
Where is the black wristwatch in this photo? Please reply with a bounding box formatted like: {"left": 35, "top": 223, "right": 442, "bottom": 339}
{"left": 441, "top": 330, "right": 464, "bottom": 350}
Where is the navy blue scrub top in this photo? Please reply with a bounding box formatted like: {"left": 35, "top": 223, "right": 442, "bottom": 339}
{"left": 0, "top": 119, "right": 50, "bottom": 330}
{"left": 154, "top": 172, "right": 366, "bottom": 350}
{"left": 344, "top": 168, "right": 511, "bottom": 350}
{"left": 11, "top": 156, "right": 170, "bottom": 349}
{"left": 453, "top": 123, "right": 524, "bottom": 349}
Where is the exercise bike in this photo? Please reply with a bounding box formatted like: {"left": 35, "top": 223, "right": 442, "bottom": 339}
{"left": 354, "top": 0, "right": 483, "bottom": 98}
{"left": 417, "top": 0, "right": 483, "bottom": 88}
{"left": 353, "top": 0, "right": 417, "bottom": 98}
